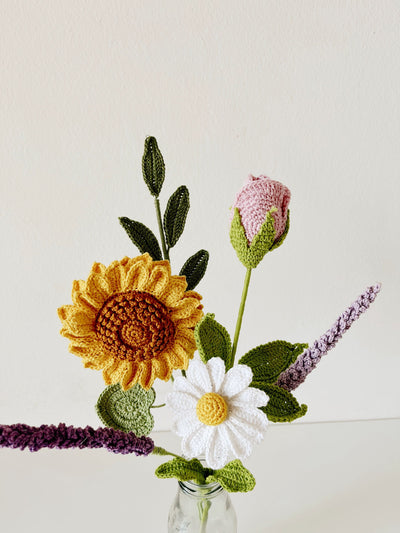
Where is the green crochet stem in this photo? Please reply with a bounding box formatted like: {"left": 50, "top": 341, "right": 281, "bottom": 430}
{"left": 152, "top": 446, "right": 184, "bottom": 460}
{"left": 154, "top": 197, "right": 170, "bottom": 261}
{"left": 199, "top": 498, "right": 211, "bottom": 533}
{"left": 150, "top": 403, "right": 166, "bottom": 409}
{"left": 229, "top": 267, "right": 252, "bottom": 367}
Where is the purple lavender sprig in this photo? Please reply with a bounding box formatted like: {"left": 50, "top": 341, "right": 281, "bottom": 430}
{"left": 0, "top": 423, "right": 154, "bottom": 456}
{"left": 276, "top": 283, "right": 382, "bottom": 391}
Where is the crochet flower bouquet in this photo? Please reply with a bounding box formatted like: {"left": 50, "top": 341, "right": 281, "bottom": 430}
{"left": 0, "top": 138, "right": 381, "bottom": 513}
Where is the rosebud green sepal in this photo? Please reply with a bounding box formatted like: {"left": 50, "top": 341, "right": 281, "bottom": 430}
{"left": 230, "top": 207, "right": 290, "bottom": 268}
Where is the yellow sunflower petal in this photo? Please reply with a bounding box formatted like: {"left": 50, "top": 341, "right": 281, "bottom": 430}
{"left": 102, "top": 360, "right": 128, "bottom": 385}
{"left": 169, "top": 296, "right": 203, "bottom": 320}
{"left": 122, "top": 255, "right": 152, "bottom": 291}
{"left": 167, "top": 343, "right": 190, "bottom": 369}
{"left": 58, "top": 305, "right": 96, "bottom": 327}
{"left": 79, "top": 351, "right": 110, "bottom": 370}
{"left": 174, "top": 328, "right": 197, "bottom": 353}
{"left": 175, "top": 307, "right": 204, "bottom": 329}
{"left": 158, "top": 276, "right": 187, "bottom": 307}
{"left": 120, "top": 362, "right": 140, "bottom": 390}
{"left": 104, "top": 260, "right": 125, "bottom": 293}
{"left": 71, "top": 281, "right": 99, "bottom": 313}
{"left": 138, "top": 360, "right": 156, "bottom": 390}
{"left": 153, "top": 354, "right": 172, "bottom": 382}
{"left": 60, "top": 329, "right": 98, "bottom": 342}
{"left": 183, "top": 290, "right": 202, "bottom": 299}
{"left": 146, "top": 262, "right": 171, "bottom": 297}
{"left": 85, "top": 272, "right": 111, "bottom": 307}
{"left": 91, "top": 262, "right": 107, "bottom": 276}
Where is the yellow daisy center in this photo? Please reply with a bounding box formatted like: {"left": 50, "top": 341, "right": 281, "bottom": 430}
{"left": 95, "top": 290, "right": 175, "bottom": 363}
{"left": 196, "top": 393, "right": 228, "bottom": 426}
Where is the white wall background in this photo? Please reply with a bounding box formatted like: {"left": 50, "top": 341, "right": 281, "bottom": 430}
{"left": 1, "top": 1, "right": 399, "bottom": 434}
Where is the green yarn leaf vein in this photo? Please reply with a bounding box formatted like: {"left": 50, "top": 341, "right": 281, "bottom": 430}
{"left": 255, "top": 383, "right": 308, "bottom": 423}
{"left": 239, "top": 340, "right": 308, "bottom": 385}
{"left": 206, "top": 460, "right": 256, "bottom": 493}
{"left": 155, "top": 458, "right": 210, "bottom": 484}
{"left": 194, "top": 313, "right": 231, "bottom": 368}
{"left": 179, "top": 249, "right": 209, "bottom": 290}
{"left": 163, "top": 185, "right": 190, "bottom": 248}
{"left": 142, "top": 136, "right": 165, "bottom": 197}
{"left": 119, "top": 217, "right": 163, "bottom": 261}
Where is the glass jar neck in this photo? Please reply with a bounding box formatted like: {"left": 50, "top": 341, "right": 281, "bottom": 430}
{"left": 179, "top": 480, "right": 224, "bottom": 499}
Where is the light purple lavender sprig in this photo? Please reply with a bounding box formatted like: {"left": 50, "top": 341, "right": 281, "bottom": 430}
{"left": 0, "top": 423, "right": 154, "bottom": 456}
{"left": 276, "top": 283, "right": 382, "bottom": 391}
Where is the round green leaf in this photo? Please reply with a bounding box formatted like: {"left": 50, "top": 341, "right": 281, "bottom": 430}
{"left": 96, "top": 384, "right": 155, "bottom": 436}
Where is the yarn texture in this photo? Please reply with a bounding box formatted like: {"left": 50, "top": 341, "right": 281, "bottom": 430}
{"left": 0, "top": 423, "right": 154, "bottom": 456}
{"left": 167, "top": 357, "right": 268, "bottom": 469}
{"left": 96, "top": 383, "right": 155, "bottom": 436}
{"left": 58, "top": 253, "right": 203, "bottom": 390}
{"left": 277, "top": 283, "right": 382, "bottom": 391}
{"left": 231, "top": 175, "right": 291, "bottom": 245}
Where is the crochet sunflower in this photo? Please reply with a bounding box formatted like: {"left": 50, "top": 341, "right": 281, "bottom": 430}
{"left": 58, "top": 254, "right": 203, "bottom": 390}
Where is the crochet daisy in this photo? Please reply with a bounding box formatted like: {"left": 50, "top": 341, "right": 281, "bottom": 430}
{"left": 167, "top": 357, "right": 269, "bottom": 469}
{"left": 58, "top": 254, "right": 203, "bottom": 390}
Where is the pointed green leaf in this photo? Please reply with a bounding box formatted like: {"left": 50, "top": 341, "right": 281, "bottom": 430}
{"left": 194, "top": 313, "right": 231, "bottom": 367}
{"left": 163, "top": 185, "right": 190, "bottom": 248}
{"left": 155, "top": 458, "right": 209, "bottom": 484}
{"left": 96, "top": 384, "right": 155, "bottom": 436}
{"left": 142, "top": 136, "right": 165, "bottom": 197}
{"left": 206, "top": 460, "right": 255, "bottom": 493}
{"left": 256, "top": 383, "right": 308, "bottom": 423}
{"left": 179, "top": 249, "right": 209, "bottom": 290}
{"left": 239, "top": 341, "right": 308, "bottom": 385}
{"left": 119, "top": 217, "right": 163, "bottom": 260}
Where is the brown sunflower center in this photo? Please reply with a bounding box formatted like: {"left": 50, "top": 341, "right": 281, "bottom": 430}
{"left": 95, "top": 291, "right": 175, "bottom": 363}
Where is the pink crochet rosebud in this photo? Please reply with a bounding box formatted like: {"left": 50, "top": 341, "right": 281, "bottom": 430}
{"left": 232, "top": 175, "right": 291, "bottom": 245}
{"left": 230, "top": 175, "right": 291, "bottom": 268}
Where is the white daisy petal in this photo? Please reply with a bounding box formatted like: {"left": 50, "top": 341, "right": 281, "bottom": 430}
{"left": 172, "top": 411, "right": 201, "bottom": 438}
{"left": 207, "top": 357, "right": 226, "bottom": 393}
{"left": 205, "top": 425, "right": 229, "bottom": 469}
{"left": 230, "top": 405, "right": 269, "bottom": 432}
{"left": 220, "top": 364, "right": 253, "bottom": 398}
{"left": 167, "top": 391, "right": 197, "bottom": 412}
{"left": 228, "top": 414, "right": 265, "bottom": 444}
{"left": 224, "top": 420, "right": 254, "bottom": 460}
{"left": 186, "top": 359, "right": 212, "bottom": 393}
{"left": 182, "top": 424, "right": 212, "bottom": 458}
{"left": 230, "top": 386, "right": 268, "bottom": 408}
{"left": 173, "top": 375, "right": 203, "bottom": 400}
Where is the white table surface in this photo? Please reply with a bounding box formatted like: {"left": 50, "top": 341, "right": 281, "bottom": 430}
{"left": 1, "top": 419, "right": 399, "bottom": 533}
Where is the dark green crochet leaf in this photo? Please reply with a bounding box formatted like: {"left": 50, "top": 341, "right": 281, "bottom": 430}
{"left": 194, "top": 313, "right": 231, "bottom": 368}
{"left": 163, "top": 185, "right": 190, "bottom": 248}
{"left": 119, "top": 217, "right": 163, "bottom": 261}
{"left": 206, "top": 460, "right": 255, "bottom": 493}
{"left": 230, "top": 208, "right": 290, "bottom": 268}
{"left": 179, "top": 249, "right": 209, "bottom": 290}
{"left": 239, "top": 341, "right": 308, "bottom": 385}
{"left": 256, "top": 383, "right": 308, "bottom": 423}
{"left": 142, "top": 136, "right": 165, "bottom": 197}
{"left": 96, "top": 384, "right": 155, "bottom": 436}
{"left": 155, "top": 458, "right": 209, "bottom": 484}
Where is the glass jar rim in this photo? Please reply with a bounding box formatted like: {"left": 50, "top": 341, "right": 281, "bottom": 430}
{"left": 179, "top": 479, "right": 224, "bottom": 497}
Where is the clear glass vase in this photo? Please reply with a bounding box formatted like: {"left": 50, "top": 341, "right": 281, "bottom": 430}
{"left": 168, "top": 480, "right": 237, "bottom": 533}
